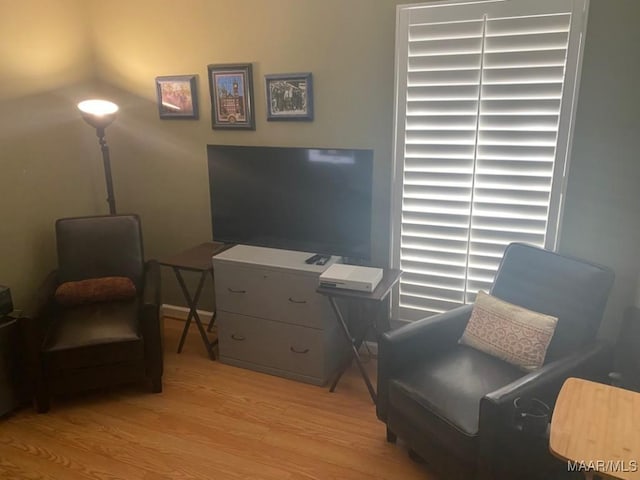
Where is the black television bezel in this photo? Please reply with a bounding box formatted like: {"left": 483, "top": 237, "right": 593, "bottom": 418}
{"left": 207, "top": 144, "right": 374, "bottom": 260}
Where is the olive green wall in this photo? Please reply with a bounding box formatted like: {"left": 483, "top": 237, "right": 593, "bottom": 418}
{"left": 86, "top": 0, "right": 403, "bottom": 309}
{"left": 558, "top": 0, "right": 640, "bottom": 338}
{"left": 0, "top": 0, "right": 105, "bottom": 310}
{"left": 2, "top": 0, "right": 638, "bottom": 339}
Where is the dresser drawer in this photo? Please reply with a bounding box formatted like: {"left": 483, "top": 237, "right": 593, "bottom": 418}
{"left": 270, "top": 272, "right": 332, "bottom": 329}
{"left": 214, "top": 264, "right": 278, "bottom": 319}
{"left": 217, "top": 312, "right": 325, "bottom": 380}
{"left": 215, "top": 263, "right": 330, "bottom": 329}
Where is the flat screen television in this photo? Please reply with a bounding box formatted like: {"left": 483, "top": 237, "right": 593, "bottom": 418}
{"left": 207, "top": 145, "right": 373, "bottom": 260}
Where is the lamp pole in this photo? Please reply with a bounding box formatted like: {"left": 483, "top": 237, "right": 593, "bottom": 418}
{"left": 78, "top": 99, "right": 119, "bottom": 215}
{"left": 96, "top": 127, "right": 116, "bottom": 215}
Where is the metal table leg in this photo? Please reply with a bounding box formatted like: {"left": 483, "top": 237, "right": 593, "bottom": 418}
{"left": 206, "top": 312, "right": 217, "bottom": 332}
{"left": 328, "top": 296, "right": 377, "bottom": 403}
{"left": 174, "top": 268, "right": 215, "bottom": 360}
{"left": 207, "top": 269, "right": 216, "bottom": 332}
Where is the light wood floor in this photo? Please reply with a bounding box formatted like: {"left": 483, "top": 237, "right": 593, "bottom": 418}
{"left": 0, "top": 318, "right": 435, "bottom": 479}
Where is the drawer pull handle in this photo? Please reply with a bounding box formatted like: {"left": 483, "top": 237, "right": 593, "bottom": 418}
{"left": 228, "top": 288, "right": 247, "bottom": 294}
{"left": 290, "top": 346, "right": 310, "bottom": 354}
{"left": 231, "top": 334, "right": 246, "bottom": 341}
{"left": 288, "top": 297, "right": 307, "bottom": 304}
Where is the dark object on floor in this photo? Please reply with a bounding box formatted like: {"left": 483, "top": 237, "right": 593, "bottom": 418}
{"left": 23, "top": 215, "right": 163, "bottom": 413}
{"left": 377, "top": 243, "right": 614, "bottom": 480}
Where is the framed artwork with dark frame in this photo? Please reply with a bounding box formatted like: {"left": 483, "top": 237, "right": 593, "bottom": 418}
{"left": 207, "top": 63, "right": 255, "bottom": 130}
{"left": 155, "top": 75, "right": 199, "bottom": 119}
{"left": 265, "top": 72, "right": 313, "bottom": 121}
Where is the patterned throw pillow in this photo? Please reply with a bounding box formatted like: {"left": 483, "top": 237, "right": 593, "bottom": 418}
{"left": 55, "top": 276, "right": 137, "bottom": 306}
{"left": 459, "top": 291, "right": 558, "bottom": 372}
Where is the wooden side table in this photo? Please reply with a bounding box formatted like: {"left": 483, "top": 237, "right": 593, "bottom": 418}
{"left": 159, "top": 242, "right": 230, "bottom": 359}
{"left": 316, "top": 268, "right": 402, "bottom": 403}
{"left": 550, "top": 377, "right": 640, "bottom": 479}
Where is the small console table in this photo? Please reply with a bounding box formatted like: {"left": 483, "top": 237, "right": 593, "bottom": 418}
{"left": 159, "top": 242, "right": 230, "bottom": 359}
{"left": 317, "top": 269, "right": 402, "bottom": 403}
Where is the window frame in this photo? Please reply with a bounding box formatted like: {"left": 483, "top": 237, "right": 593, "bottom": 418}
{"left": 390, "top": 0, "right": 590, "bottom": 320}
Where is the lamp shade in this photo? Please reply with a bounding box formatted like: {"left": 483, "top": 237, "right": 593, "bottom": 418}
{"left": 78, "top": 99, "right": 119, "bottom": 129}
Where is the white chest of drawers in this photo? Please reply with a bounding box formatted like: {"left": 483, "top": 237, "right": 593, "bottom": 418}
{"left": 213, "top": 245, "right": 347, "bottom": 385}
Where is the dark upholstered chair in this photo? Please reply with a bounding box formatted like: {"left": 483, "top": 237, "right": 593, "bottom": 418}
{"left": 24, "top": 215, "right": 163, "bottom": 413}
{"left": 609, "top": 306, "right": 640, "bottom": 392}
{"left": 377, "top": 243, "right": 614, "bottom": 479}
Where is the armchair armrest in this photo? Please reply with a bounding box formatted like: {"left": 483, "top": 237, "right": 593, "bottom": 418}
{"left": 476, "top": 341, "right": 612, "bottom": 478}
{"left": 21, "top": 269, "right": 59, "bottom": 406}
{"left": 376, "top": 304, "right": 473, "bottom": 421}
{"left": 142, "top": 260, "right": 161, "bottom": 307}
{"left": 140, "top": 260, "right": 163, "bottom": 380}
{"left": 481, "top": 340, "right": 612, "bottom": 413}
{"left": 23, "top": 269, "right": 58, "bottom": 322}
{"left": 22, "top": 269, "right": 59, "bottom": 350}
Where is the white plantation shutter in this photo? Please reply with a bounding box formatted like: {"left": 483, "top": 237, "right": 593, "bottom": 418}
{"left": 392, "top": 0, "right": 588, "bottom": 320}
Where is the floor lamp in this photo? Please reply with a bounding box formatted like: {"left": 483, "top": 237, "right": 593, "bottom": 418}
{"left": 77, "top": 99, "right": 119, "bottom": 215}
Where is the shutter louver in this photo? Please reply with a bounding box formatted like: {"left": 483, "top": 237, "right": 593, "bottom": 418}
{"left": 466, "top": 13, "right": 571, "bottom": 303}
{"left": 395, "top": 2, "right": 585, "bottom": 321}
{"left": 401, "top": 19, "right": 484, "bottom": 318}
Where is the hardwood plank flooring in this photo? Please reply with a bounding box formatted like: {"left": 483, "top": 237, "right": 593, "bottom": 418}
{"left": 0, "top": 318, "right": 435, "bottom": 479}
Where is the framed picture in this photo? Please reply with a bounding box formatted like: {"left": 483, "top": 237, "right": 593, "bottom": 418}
{"left": 265, "top": 73, "right": 313, "bottom": 121}
{"left": 155, "top": 75, "right": 199, "bottom": 119}
{"left": 207, "top": 63, "right": 255, "bottom": 130}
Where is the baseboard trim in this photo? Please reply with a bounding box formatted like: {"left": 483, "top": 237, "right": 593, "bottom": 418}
{"left": 161, "top": 304, "right": 214, "bottom": 323}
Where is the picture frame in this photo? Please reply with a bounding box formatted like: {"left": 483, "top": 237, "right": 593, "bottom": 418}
{"left": 155, "top": 75, "right": 199, "bottom": 119}
{"left": 265, "top": 72, "right": 313, "bottom": 121}
{"left": 207, "top": 63, "right": 255, "bottom": 130}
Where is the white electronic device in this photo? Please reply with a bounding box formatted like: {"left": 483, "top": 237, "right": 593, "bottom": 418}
{"left": 319, "top": 264, "right": 383, "bottom": 293}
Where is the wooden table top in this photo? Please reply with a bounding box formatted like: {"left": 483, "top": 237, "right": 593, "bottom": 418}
{"left": 159, "top": 242, "right": 231, "bottom": 272}
{"left": 550, "top": 377, "right": 640, "bottom": 479}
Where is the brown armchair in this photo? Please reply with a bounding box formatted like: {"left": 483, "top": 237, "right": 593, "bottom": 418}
{"left": 377, "top": 243, "right": 614, "bottom": 479}
{"left": 23, "top": 215, "right": 163, "bottom": 413}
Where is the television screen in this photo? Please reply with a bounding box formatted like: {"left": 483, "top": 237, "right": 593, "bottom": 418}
{"left": 207, "top": 145, "right": 373, "bottom": 259}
